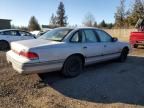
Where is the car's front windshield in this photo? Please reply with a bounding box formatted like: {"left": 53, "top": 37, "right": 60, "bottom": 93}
{"left": 38, "top": 28, "right": 73, "bottom": 41}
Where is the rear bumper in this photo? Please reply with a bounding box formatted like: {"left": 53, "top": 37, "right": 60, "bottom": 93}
{"left": 130, "top": 40, "right": 144, "bottom": 45}
{"left": 6, "top": 51, "right": 64, "bottom": 74}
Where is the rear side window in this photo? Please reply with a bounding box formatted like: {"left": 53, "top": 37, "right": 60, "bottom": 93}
{"left": 96, "top": 30, "right": 112, "bottom": 42}
{"left": 83, "top": 29, "right": 98, "bottom": 42}
{"left": 10, "top": 31, "right": 19, "bottom": 36}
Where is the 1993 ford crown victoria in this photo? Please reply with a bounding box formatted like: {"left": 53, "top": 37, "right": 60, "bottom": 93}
{"left": 7, "top": 27, "right": 131, "bottom": 77}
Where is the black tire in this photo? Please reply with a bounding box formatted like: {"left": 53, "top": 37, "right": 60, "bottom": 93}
{"left": 133, "top": 44, "right": 138, "bottom": 48}
{"left": 118, "top": 48, "right": 129, "bottom": 62}
{"left": 62, "top": 56, "right": 83, "bottom": 77}
{"left": 0, "top": 41, "right": 10, "bottom": 51}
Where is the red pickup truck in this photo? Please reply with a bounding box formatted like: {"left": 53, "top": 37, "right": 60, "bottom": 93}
{"left": 130, "top": 32, "right": 144, "bottom": 48}
{"left": 130, "top": 18, "right": 144, "bottom": 48}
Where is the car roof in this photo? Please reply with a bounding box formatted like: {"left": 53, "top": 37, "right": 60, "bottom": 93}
{"left": 0, "top": 29, "right": 29, "bottom": 33}
{"left": 75, "top": 27, "right": 101, "bottom": 30}
{"left": 55, "top": 27, "right": 101, "bottom": 31}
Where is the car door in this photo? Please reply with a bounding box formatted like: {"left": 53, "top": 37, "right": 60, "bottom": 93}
{"left": 95, "top": 30, "right": 121, "bottom": 58}
{"left": 80, "top": 29, "right": 103, "bottom": 64}
{"left": 18, "top": 31, "right": 35, "bottom": 40}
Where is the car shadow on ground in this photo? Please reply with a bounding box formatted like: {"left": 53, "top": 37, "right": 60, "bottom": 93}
{"left": 38, "top": 56, "right": 144, "bottom": 106}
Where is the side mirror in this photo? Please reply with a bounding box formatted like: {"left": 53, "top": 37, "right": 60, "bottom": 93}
{"left": 112, "top": 37, "right": 118, "bottom": 42}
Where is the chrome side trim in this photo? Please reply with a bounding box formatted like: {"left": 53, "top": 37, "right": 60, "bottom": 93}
{"left": 85, "top": 52, "right": 121, "bottom": 58}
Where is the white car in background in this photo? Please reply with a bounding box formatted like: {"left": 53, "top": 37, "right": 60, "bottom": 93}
{"left": 31, "top": 29, "right": 52, "bottom": 38}
{"left": 0, "top": 29, "right": 35, "bottom": 50}
{"left": 30, "top": 30, "right": 40, "bottom": 36}
{"left": 7, "top": 27, "right": 131, "bottom": 77}
{"left": 37, "top": 29, "right": 52, "bottom": 36}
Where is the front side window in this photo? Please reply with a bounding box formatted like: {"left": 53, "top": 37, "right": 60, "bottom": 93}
{"left": 83, "top": 29, "right": 98, "bottom": 42}
{"left": 96, "top": 30, "right": 112, "bottom": 42}
{"left": 19, "top": 31, "right": 31, "bottom": 36}
{"left": 71, "top": 30, "right": 89, "bottom": 43}
{"left": 71, "top": 32, "right": 80, "bottom": 42}
{"left": 39, "top": 28, "right": 72, "bottom": 41}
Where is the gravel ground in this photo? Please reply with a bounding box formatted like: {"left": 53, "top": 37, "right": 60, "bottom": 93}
{"left": 0, "top": 48, "right": 144, "bottom": 108}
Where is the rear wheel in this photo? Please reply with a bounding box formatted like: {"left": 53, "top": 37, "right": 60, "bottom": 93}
{"left": 0, "top": 41, "right": 10, "bottom": 51}
{"left": 118, "top": 48, "right": 129, "bottom": 62}
{"left": 62, "top": 56, "right": 83, "bottom": 77}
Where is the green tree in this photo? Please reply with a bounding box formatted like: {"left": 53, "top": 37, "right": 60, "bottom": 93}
{"left": 56, "top": 2, "right": 68, "bottom": 27}
{"left": 93, "top": 21, "right": 98, "bottom": 27}
{"left": 107, "top": 23, "right": 114, "bottom": 29}
{"left": 99, "top": 20, "right": 107, "bottom": 28}
{"left": 11, "top": 25, "right": 28, "bottom": 31}
{"left": 114, "top": 0, "right": 126, "bottom": 28}
{"left": 49, "top": 13, "right": 57, "bottom": 26}
{"left": 28, "top": 16, "right": 41, "bottom": 31}
{"left": 128, "top": 0, "right": 144, "bottom": 26}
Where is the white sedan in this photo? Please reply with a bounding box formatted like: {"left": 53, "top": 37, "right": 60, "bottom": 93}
{"left": 7, "top": 27, "right": 131, "bottom": 77}
{"left": 0, "top": 29, "right": 35, "bottom": 50}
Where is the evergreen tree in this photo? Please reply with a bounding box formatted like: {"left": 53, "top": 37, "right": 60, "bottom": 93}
{"left": 49, "top": 13, "right": 57, "bottom": 25}
{"left": 28, "top": 16, "right": 41, "bottom": 31}
{"left": 56, "top": 2, "right": 68, "bottom": 27}
{"left": 114, "top": 0, "right": 126, "bottom": 28}
{"left": 133, "top": 0, "right": 144, "bottom": 17}
{"left": 107, "top": 23, "right": 114, "bottom": 29}
{"left": 93, "top": 21, "right": 98, "bottom": 27}
{"left": 128, "top": 0, "right": 144, "bottom": 26}
{"left": 99, "top": 20, "right": 107, "bottom": 28}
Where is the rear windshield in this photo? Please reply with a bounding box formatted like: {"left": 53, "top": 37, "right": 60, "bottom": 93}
{"left": 38, "top": 28, "right": 73, "bottom": 41}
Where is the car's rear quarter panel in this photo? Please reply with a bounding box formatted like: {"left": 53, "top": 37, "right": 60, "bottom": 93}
{"left": 32, "top": 43, "right": 84, "bottom": 63}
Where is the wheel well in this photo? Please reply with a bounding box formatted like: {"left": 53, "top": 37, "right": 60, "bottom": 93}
{"left": 66, "top": 53, "right": 85, "bottom": 65}
{"left": 0, "top": 40, "right": 9, "bottom": 44}
{"left": 123, "top": 46, "right": 129, "bottom": 53}
{"left": 0, "top": 40, "right": 10, "bottom": 48}
{"left": 124, "top": 46, "right": 129, "bottom": 51}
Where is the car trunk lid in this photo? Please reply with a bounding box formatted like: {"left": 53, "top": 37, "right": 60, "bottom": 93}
{"left": 10, "top": 39, "right": 61, "bottom": 55}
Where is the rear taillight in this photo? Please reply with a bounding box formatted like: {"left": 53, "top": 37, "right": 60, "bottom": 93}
{"left": 19, "top": 51, "right": 39, "bottom": 60}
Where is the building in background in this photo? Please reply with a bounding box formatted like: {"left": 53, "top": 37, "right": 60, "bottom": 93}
{"left": 0, "top": 19, "right": 11, "bottom": 30}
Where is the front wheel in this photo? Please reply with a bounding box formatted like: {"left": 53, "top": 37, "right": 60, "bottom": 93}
{"left": 118, "top": 48, "right": 129, "bottom": 62}
{"left": 62, "top": 56, "right": 83, "bottom": 77}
